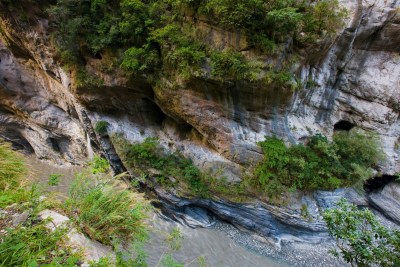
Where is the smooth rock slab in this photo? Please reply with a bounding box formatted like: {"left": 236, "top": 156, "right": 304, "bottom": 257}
{"left": 39, "top": 210, "right": 115, "bottom": 264}
{"left": 368, "top": 182, "right": 400, "bottom": 224}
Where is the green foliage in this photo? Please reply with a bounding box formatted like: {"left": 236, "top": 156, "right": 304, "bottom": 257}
{"left": 166, "top": 227, "right": 183, "bottom": 251}
{"left": 210, "top": 50, "right": 262, "bottom": 81}
{"left": 48, "top": 174, "right": 62, "bottom": 186}
{"left": 161, "top": 255, "right": 184, "bottom": 267}
{"left": 159, "top": 227, "right": 184, "bottom": 267}
{"left": 333, "top": 130, "right": 385, "bottom": 179}
{"left": 0, "top": 222, "right": 80, "bottom": 267}
{"left": 0, "top": 141, "right": 26, "bottom": 191}
{"left": 48, "top": 0, "right": 347, "bottom": 83}
{"left": 0, "top": 188, "right": 30, "bottom": 208}
{"left": 266, "top": 7, "right": 303, "bottom": 39}
{"left": 254, "top": 130, "right": 384, "bottom": 195}
{"left": 76, "top": 68, "right": 104, "bottom": 88}
{"left": 114, "top": 136, "right": 210, "bottom": 197}
{"left": 66, "top": 172, "right": 148, "bottom": 245}
{"left": 264, "top": 70, "right": 296, "bottom": 90}
{"left": 121, "top": 47, "right": 159, "bottom": 72}
{"left": 90, "top": 155, "right": 110, "bottom": 174}
{"left": 304, "top": 0, "right": 347, "bottom": 35}
{"left": 323, "top": 199, "right": 400, "bottom": 266}
{"left": 94, "top": 121, "right": 109, "bottom": 135}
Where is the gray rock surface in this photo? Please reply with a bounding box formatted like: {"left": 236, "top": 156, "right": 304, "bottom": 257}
{"left": 39, "top": 209, "right": 115, "bottom": 264}
{"left": 155, "top": 187, "right": 354, "bottom": 246}
{"left": 368, "top": 182, "right": 400, "bottom": 224}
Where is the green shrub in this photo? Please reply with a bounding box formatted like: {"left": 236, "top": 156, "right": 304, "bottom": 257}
{"left": 121, "top": 47, "right": 160, "bottom": 72}
{"left": 323, "top": 199, "right": 400, "bottom": 266}
{"left": 210, "top": 50, "right": 262, "bottom": 81}
{"left": 254, "top": 130, "right": 384, "bottom": 195}
{"left": 76, "top": 68, "right": 104, "bottom": 88}
{"left": 94, "top": 121, "right": 109, "bottom": 135}
{"left": 47, "top": 0, "right": 347, "bottom": 85}
{"left": 0, "top": 141, "right": 25, "bottom": 191}
{"left": 334, "top": 130, "right": 385, "bottom": 176}
{"left": 67, "top": 172, "right": 148, "bottom": 245}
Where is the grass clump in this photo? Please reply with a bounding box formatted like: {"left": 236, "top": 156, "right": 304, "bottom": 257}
{"left": 0, "top": 141, "right": 31, "bottom": 208}
{"left": 0, "top": 141, "right": 81, "bottom": 266}
{"left": 48, "top": 173, "right": 62, "bottom": 186}
{"left": 0, "top": 222, "right": 80, "bottom": 267}
{"left": 66, "top": 172, "right": 148, "bottom": 245}
{"left": 94, "top": 121, "right": 109, "bottom": 135}
{"left": 90, "top": 155, "right": 110, "bottom": 174}
{"left": 254, "top": 130, "right": 384, "bottom": 196}
{"left": 0, "top": 141, "right": 26, "bottom": 191}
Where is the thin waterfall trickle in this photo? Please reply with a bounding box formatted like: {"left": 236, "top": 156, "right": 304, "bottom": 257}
{"left": 86, "top": 133, "right": 94, "bottom": 159}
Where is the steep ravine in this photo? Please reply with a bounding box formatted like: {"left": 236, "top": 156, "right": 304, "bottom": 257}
{"left": 0, "top": 0, "right": 399, "bottom": 261}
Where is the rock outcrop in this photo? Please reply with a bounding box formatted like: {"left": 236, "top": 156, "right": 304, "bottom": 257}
{"left": 39, "top": 209, "right": 115, "bottom": 264}
{"left": 154, "top": 186, "right": 369, "bottom": 246}
{"left": 0, "top": 0, "right": 399, "bottom": 244}
{"left": 368, "top": 181, "right": 400, "bottom": 224}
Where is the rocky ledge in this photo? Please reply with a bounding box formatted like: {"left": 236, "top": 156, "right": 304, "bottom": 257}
{"left": 153, "top": 185, "right": 385, "bottom": 247}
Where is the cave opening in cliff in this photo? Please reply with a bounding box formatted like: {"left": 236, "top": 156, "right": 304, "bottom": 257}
{"left": 0, "top": 128, "right": 34, "bottom": 153}
{"left": 364, "top": 175, "right": 398, "bottom": 193}
{"left": 49, "top": 137, "right": 61, "bottom": 152}
{"left": 141, "top": 97, "right": 166, "bottom": 125}
{"left": 334, "top": 120, "right": 355, "bottom": 131}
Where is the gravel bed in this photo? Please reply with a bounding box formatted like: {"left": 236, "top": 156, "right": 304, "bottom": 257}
{"left": 211, "top": 221, "right": 349, "bottom": 267}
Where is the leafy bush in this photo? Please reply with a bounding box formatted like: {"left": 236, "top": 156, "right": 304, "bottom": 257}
{"left": 323, "top": 199, "right": 400, "bottom": 266}
{"left": 333, "top": 130, "right": 385, "bottom": 178}
{"left": 67, "top": 172, "right": 148, "bottom": 245}
{"left": 121, "top": 47, "right": 159, "bottom": 72}
{"left": 210, "top": 50, "right": 262, "bottom": 81}
{"left": 0, "top": 141, "right": 26, "bottom": 191}
{"left": 47, "top": 0, "right": 347, "bottom": 84}
{"left": 89, "top": 155, "right": 110, "bottom": 175}
{"left": 94, "top": 121, "right": 109, "bottom": 135}
{"left": 254, "top": 130, "right": 384, "bottom": 195}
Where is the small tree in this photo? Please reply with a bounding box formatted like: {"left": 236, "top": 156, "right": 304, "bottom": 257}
{"left": 323, "top": 199, "right": 400, "bottom": 267}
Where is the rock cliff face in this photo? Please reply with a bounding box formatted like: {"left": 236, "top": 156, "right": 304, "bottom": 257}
{"left": 0, "top": 0, "right": 399, "bottom": 243}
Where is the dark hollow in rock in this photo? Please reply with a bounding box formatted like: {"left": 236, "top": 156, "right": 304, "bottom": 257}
{"left": 364, "top": 175, "right": 398, "bottom": 193}
{"left": 333, "top": 120, "right": 355, "bottom": 131}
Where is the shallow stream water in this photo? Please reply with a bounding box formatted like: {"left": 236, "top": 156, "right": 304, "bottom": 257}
{"left": 25, "top": 156, "right": 288, "bottom": 267}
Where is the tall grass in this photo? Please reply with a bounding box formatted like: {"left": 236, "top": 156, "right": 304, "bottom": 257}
{"left": 0, "top": 141, "right": 26, "bottom": 191}
{"left": 67, "top": 172, "right": 148, "bottom": 245}
{"left": 0, "top": 222, "right": 80, "bottom": 267}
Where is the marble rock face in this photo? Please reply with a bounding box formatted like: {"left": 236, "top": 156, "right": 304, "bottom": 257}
{"left": 0, "top": 0, "right": 399, "bottom": 243}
